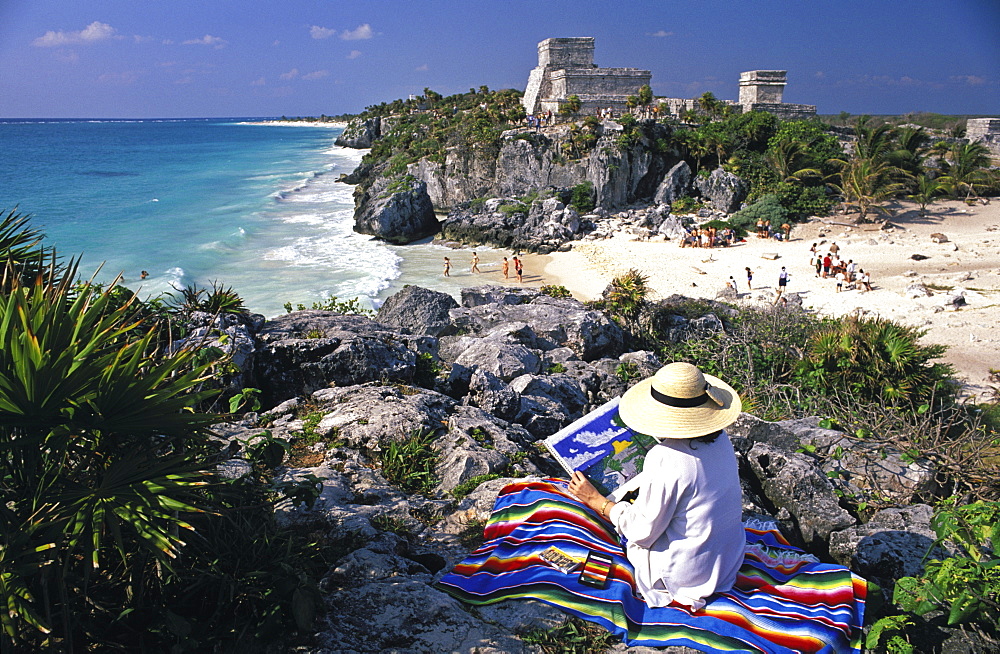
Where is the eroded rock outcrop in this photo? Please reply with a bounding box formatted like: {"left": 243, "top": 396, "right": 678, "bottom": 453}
{"left": 353, "top": 175, "right": 439, "bottom": 245}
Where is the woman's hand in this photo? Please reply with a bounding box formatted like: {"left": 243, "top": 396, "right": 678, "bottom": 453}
{"left": 568, "top": 471, "right": 613, "bottom": 519}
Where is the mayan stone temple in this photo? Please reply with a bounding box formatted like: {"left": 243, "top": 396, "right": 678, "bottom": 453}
{"left": 523, "top": 37, "right": 815, "bottom": 120}
{"left": 522, "top": 37, "right": 651, "bottom": 116}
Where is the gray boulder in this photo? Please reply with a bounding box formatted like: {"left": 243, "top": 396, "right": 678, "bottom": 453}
{"left": 695, "top": 168, "right": 749, "bottom": 214}
{"left": 335, "top": 116, "right": 384, "bottom": 148}
{"left": 466, "top": 369, "right": 521, "bottom": 422}
{"left": 377, "top": 285, "right": 460, "bottom": 337}
{"left": 745, "top": 442, "right": 856, "bottom": 552}
{"left": 309, "top": 384, "right": 456, "bottom": 450}
{"left": 454, "top": 340, "right": 542, "bottom": 381}
{"left": 252, "top": 312, "right": 435, "bottom": 404}
{"left": 435, "top": 405, "right": 537, "bottom": 493}
{"left": 654, "top": 160, "right": 692, "bottom": 205}
{"left": 828, "top": 504, "right": 946, "bottom": 588}
{"left": 449, "top": 294, "right": 625, "bottom": 362}
{"left": 354, "top": 176, "right": 439, "bottom": 244}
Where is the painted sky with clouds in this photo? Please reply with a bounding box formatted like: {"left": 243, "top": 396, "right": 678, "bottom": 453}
{"left": 1, "top": 0, "right": 997, "bottom": 118}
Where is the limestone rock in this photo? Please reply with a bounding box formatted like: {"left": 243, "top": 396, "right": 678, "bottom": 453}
{"left": 335, "top": 116, "right": 385, "bottom": 148}
{"left": 353, "top": 175, "right": 439, "bottom": 244}
{"left": 376, "top": 285, "right": 460, "bottom": 337}
{"left": 654, "top": 160, "right": 692, "bottom": 205}
{"left": 466, "top": 368, "right": 521, "bottom": 422}
{"left": 694, "top": 168, "right": 749, "bottom": 214}
{"left": 828, "top": 504, "right": 947, "bottom": 589}
{"left": 745, "top": 442, "right": 856, "bottom": 552}
{"left": 252, "top": 312, "right": 435, "bottom": 404}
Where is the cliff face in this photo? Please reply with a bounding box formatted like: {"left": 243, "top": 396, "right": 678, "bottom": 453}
{"left": 404, "top": 121, "right": 679, "bottom": 211}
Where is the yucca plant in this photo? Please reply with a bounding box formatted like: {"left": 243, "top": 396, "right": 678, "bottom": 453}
{"left": 795, "top": 315, "right": 954, "bottom": 410}
{"left": 0, "top": 257, "right": 221, "bottom": 649}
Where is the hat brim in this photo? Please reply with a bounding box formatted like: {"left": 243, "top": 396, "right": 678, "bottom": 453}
{"left": 618, "top": 372, "right": 742, "bottom": 440}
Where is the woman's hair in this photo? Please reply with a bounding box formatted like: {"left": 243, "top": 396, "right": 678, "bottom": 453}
{"left": 687, "top": 429, "right": 723, "bottom": 449}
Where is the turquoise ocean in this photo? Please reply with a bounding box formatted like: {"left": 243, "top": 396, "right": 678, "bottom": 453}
{"left": 0, "top": 118, "right": 502, "bottom": 317}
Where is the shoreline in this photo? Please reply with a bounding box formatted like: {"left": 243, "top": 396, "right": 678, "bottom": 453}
{"left": 542, "top": 199, "right": 1000, "bottom": 398}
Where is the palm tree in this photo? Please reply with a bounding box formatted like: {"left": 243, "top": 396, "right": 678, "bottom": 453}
{"left": 907, "top": 174, "right": 944, "bottom": 215}
{"left": 697, "top": 92, "right": 724, "bottom": 121}
{"left": 828, "top": 155, "right": 909, "bottom": 222}
{"left": 939, "top": 141, "right": 992, "bottom": 200}
{"left": 766, "top": 139, "right": 823, "bottom": 183}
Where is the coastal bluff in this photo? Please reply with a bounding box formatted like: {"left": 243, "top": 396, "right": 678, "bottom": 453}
{"left": 200, "top": 284, "right": 984, "bottom": 652}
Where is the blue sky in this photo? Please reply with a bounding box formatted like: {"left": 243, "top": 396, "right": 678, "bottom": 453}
{"left": 1, "top": 0, "right": 997, "bottom": 118}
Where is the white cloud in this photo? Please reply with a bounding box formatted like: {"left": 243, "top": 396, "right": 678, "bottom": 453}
{"left": 341, "top": 24, "right": 373, "bottom": 41}
{"left": 33, "top": 21, "right": 118, "bottom": 47}
{"left": 347, "top": 50, "right": 362, "bottom": 60}
{"left": 302, "top": 70, "right": 329, "bottom": 80}
{"left": 648, "top": 30, "right": 674, "bottom": 38}
{"left": 251, "top": 77, "right": 266, "bottom": 86}
{"left": 951, "top": 74, "right": 986, "bottom": 86}
{"left": 182, "top": 34, "right": 228, "bottom": 49}
{"left": 279, "top": 68, "right": 299, "bottom": 80}
{"left": 814, "top": 71, "right": 826, "bottom": 79}
{"left": 415, "top": 64, "right": 429, "bottom": 71}
{"left": 310, "top": 25, "right": 336, "bottom": 40}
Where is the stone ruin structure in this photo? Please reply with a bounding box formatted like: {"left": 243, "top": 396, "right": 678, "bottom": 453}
{"left": 522, "top": 37, "right": 651, "bottom": 116}
{"left": 523, "top": 37, "right": 815, "bottom": 120}
{"left": 738, "top": 70, "right": 816, "bottom": 120}
{"left": 967, "top": 118, "right": 1000, "bottom": 159}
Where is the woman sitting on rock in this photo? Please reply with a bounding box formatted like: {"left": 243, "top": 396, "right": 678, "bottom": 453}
{"left": 568, "top": 362, "right": 745, "bottom": 610}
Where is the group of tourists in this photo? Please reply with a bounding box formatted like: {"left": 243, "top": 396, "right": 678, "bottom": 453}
{"left": 755, "top": 219, "right": 792, "bottom": 241}
{"left": 526, "top": 111, "right": 554, "bottom": 129}
{"left": 679, "top": 225, "right": 738, "bottom": 249}
{"left": 446, "top": 252, "right": 523, "bottom": 283}
{"left": 810, "top": 242, "right": 873, "bottom": 292}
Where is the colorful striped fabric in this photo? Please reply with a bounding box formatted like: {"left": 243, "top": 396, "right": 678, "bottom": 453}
{"left": 437, "top": 479, "right": 867, "bottom": 654}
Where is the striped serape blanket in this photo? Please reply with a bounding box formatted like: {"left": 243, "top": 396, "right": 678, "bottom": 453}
{"left": 437, "top": 479, "right": 867, "bottom": 654}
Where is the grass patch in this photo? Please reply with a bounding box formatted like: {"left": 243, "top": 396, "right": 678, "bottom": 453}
{"left": 372, "top": 429, "right": 439, "bottom": 495}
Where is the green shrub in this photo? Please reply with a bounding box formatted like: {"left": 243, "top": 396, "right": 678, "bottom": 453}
{"left": 729, "top": 194, "right": 789, "bottom": 231}
{"left": 414, "top": 351, "right": 442, "bottom": 388}
{"left": 451, "top": 473, "right": 501, "bottom": 500}
{"left": 884, "top": 498, "right": 1000, "bottom": 641}
{"left": 570, "top": 181, "right": 596, "bottom": 213}
{"left": 540, "top": 284, "right": 572, "bottom": 299}
{"left": 372, "top": 430, "right": 439, "bottom": 495}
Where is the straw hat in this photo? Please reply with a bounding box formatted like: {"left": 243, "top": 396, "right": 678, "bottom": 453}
{"left": 618, "top": 362, "right": 742, "bottom": 440}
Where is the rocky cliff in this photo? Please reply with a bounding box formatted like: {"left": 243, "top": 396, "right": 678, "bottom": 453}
{"left": 196, "top": 284, "right": 982, "bottom": 652}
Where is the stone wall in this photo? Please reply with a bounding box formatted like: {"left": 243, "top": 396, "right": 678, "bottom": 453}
{"left": 967, "top": 118, "right": 1000, "bottom": 159}
{"left": 537, "top": 37, "right": 594, "bottom": 68}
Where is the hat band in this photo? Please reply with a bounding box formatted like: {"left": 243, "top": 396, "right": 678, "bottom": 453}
{"left": 650, "top": 384, "right": 709, "bottom": 408}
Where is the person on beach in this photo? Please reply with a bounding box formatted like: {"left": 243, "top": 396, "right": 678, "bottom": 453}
{"left": 835, "top": 270, "right": 845, "bottom": 292}
{"left": 822, "top": 254, "right": 832, "bottom": 278}
{"left": 726, "top": 276, "right": 737, "bottom": 291}
{"left": 513, "top": 256, "right": 523, "bottom": 283}
{"left": 782, "top": 223, "right": 791, "bottom": 241}
{"left": 502, "top": 257, "right": 509, "bottom": 279}
{"left": 471, "top": 252, "right": 480, "bottom": 274}
{"left": 774, "top": 267, "right": 789, "bottom": 304}
{"left": 443, "top": 257, "right": 451, "bottom": 277}
{"left": 829, "top": 242, "right": 840, "bottom": 256}
{"left": 860, "top": 269, "right": 872, "bottom": 292}
{"left": 568, "top": 362, "right": 745, "bottom": 610}
{"left": 745, "top": 267, "right": 753, "bottom": 291}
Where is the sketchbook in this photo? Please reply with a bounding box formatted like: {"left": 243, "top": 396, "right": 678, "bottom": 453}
{"left": 542, "top": 397, "right": 658, "bottom": 496}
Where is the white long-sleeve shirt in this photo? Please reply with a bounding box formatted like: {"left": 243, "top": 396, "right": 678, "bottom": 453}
{"left": 608, "top": 432, "right": 745, "bottom": 610}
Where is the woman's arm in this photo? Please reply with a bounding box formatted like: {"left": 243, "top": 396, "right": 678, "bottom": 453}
{"left": 568, "top": 471, "right": 616, "bottom": 520}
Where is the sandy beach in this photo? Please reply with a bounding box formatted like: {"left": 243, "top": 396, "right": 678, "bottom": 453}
{"left": 538, "top": 199, "right": 1000, "bottom": 399}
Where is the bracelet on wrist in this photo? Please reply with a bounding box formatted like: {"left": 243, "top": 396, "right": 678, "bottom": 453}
{"left": 600, "top": 499, "right": 612, "bottom": 517}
